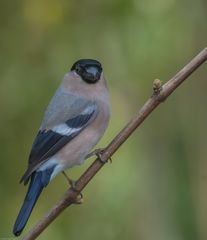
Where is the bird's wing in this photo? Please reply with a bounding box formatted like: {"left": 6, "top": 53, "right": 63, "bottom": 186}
{"left": 20, "top": 95, "right": 98, "bottom": 184}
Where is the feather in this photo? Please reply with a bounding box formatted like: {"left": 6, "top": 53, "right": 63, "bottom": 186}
{"left": 20, "top": 102, "right": 98, "bottom": 184}
{"left": 13, "top": 167, "right": 55, "bottom": 236}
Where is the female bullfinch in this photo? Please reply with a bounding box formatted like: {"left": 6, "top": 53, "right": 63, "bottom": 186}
{"left": 13, "top": 59, "right": 111, "bottom": 236}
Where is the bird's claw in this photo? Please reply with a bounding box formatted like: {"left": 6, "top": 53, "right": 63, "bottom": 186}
{"left": 74, "top": 191, "right": 84, "bottom": 204}
{"left": 62, "top": 171, "right": 83, "bottom": 204}
{"left": 85, "top": 148, "right": 104, "bottom": 159}
{"left": 70, "top": 180, "right": 84, "bottom": 204}
{"left": 86, "top": 148, "right": 112, "bottom": 163}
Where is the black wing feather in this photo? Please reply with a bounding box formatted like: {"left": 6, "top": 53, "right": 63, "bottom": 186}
{"left": 20, "top": 103, "right": 97, "bottom": 184}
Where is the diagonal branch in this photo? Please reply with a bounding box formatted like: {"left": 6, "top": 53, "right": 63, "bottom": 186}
{"left": 24, "top": 47, "right": 207, "bottom": 240}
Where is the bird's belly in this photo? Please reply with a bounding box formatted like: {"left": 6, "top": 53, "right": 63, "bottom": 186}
{"left": 56, "top": 127, "right": 106, "bottom": 169}
{"left": 56, "top": 99, "right": 110, "bottom": 170}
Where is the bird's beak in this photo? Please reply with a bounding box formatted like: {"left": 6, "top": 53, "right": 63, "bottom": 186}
{"left": 85, "top": 66, "right": 101, "bottom": 82}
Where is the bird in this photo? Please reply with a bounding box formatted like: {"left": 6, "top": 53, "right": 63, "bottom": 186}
{"left": 13, "top": 59, "right": 111, "bottom": 236}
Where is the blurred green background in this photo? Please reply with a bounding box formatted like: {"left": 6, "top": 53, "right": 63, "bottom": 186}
{"left": 0, "top": 0, "right": 207, "bottom": 239}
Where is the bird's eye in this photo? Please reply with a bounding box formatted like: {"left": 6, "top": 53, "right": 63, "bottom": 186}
{"left": 75, "top": 65, "right": 82, "bottom": 74}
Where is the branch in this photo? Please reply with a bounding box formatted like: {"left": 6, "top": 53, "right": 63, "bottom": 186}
{"left": 24, "top": 47, "right": 207, "bottom": 240}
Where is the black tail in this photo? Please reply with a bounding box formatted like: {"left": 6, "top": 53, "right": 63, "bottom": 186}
{"left": 13, "top": 167, "right": 54, "bottom": 236}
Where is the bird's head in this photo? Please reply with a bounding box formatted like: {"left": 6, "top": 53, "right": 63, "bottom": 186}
{"left": 71, "top": 59, "right": 102, "bottom": 84}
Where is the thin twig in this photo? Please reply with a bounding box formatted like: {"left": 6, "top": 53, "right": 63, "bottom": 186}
{"left": 24, "top": 47, "right": 207, "bottom": 240}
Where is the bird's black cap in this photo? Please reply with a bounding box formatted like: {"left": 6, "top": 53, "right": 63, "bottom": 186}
{"left": 71, "top": 59, "right": 102, "bottom": 71}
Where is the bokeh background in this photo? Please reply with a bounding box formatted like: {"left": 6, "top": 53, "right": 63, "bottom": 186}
{"left": 0, "top": 0, "right": 207, "bottom": 239}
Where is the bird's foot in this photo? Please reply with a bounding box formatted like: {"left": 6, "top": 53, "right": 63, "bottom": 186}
{"left": 73, "top": 190, "right": 84, "bottom": 204}
{"left": 62, "top": 171, "right": 83, "bottom": 204}
{"left": 85, "top": 148, "right": 112, "bottom": 163}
